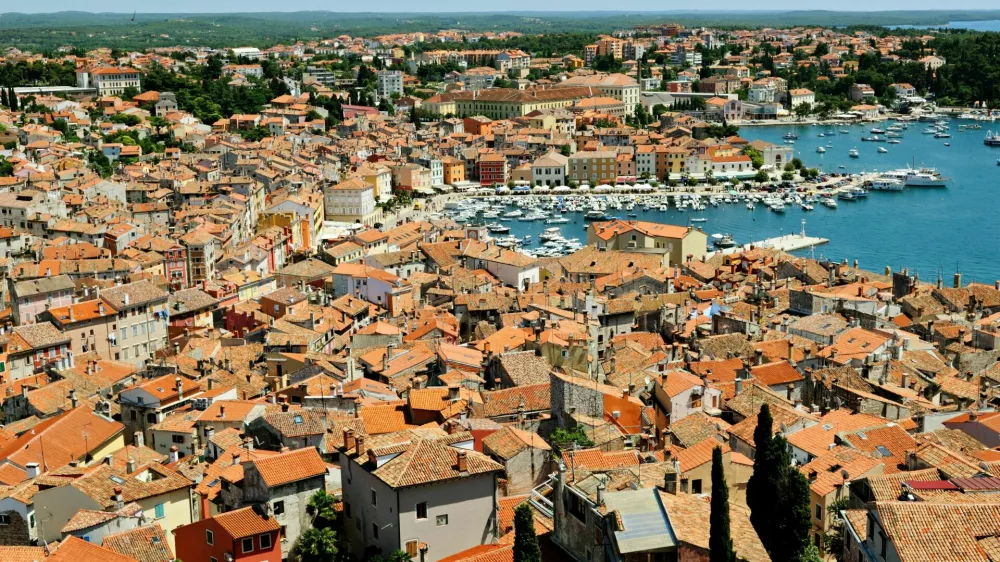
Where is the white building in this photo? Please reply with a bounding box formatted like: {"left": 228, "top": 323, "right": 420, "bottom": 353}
{"left": 79, "top": 67, "right": 142, "bottom": 96}
{"left": 748, "top": 83, "right": 777, "bottom": 104}
{"left": 377, "top": 70, "right": 404, "bottom": 99}
{"left": 788, "top": 88, "right": 816, "bottom": 109}
{"left": 555, "top": 73, "right": 641, "bottom": 116}
{"left": 324, "top": 178, "right": 379, "bottom": 226}
{"left": 530, "top": 151, "right": 568, "bottom": 186}
{"left": 230, "top": 47, "right": 263, "bottom": 61}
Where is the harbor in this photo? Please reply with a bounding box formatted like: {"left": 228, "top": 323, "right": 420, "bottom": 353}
{"left": 427, "top": 115, "right": 1000, "bottom": 279}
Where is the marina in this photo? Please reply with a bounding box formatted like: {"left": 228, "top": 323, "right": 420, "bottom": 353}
{"left": 430, "top": 116, "right": 1000, "bottom": 280}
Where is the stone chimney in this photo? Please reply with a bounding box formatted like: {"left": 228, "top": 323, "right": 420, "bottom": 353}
{"left": 134, "top": 431, "right": 145, "bottom": 447}
{"left": 232, "top": 451, "right": 241, "bottom": 466}
{"left": 456, "top": 450, "right": 468, "bottom": 473}
{"left": 344, "top": 428, "right": 356, "bottom": 451}
{"left": 25, "top": 463, "right": 39, "bottom": 479}
{"left": 356, "top": 435, "right": 366, "bottom": 457}
{"left": 126, "top": 457, "right": 135, "bottom": 474}
{"left": 113, "top": 487, "right": 124, "bottom": 510}
{"left": 175, "top": 377, "right": 184, "bottom": 400}
{"left": 169, "top": 446, "right": 179, "bottom": 463}
{"left": 754, "top": 348, "right": 764, "bottom": 366}
{"left": 69, "top": 389, "right": 78, "bottom": 409}
{"left": 955, "top": 272, "right": 962, "bottom": 288}
{"left": 205, "top": 426, "right": 215, "bottom": 440}
{"left": 448, "top": 385, "right": 460, "bottom": 401}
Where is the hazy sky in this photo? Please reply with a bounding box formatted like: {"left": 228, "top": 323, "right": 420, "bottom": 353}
{"left": 7, "top": 2, "right": 1000, "bottom": 13}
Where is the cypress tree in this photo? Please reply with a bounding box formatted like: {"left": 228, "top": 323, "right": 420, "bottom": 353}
{"left": 1, "top": 87, "right": 7, "bottom": 108}
{"left": 709, "top": 446, "right": 737, "bottom": 562}
{"left": 773, "top": 455, "right": 813, "bottom": 562}
{"left": 9, "top": 89, "right": 18, "bottom": 111}
{"left": 513, "top": 503, "right": 541, "bottom": 562}
{"left": 746, "top": 404, "right": 774, "bottom": 549}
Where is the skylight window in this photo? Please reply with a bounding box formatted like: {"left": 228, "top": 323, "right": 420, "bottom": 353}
{"left": 110, "top": 475, "right": 125, "bottom": 484}
{"left": 875, "top": 445, "right": 892, "bottom": 457}
{"left": 293, "top": 415, "right": 304, "bottom": 424}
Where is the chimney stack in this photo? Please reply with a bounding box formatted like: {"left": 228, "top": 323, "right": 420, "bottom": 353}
{"left": 169, "top": 446, "right": 179, "bottom": 463}
{"left": 175, "top": 377, "right": 184, "bottom": 400}
{"left": 113, "top": 487, "right": 124, "bottom": 510}
{"left": 955, "top": 272, "right": 962, "bottom": 288}
{"left": 69, "top": 389, "right": 78, "bottom": 409}
{"left": 134, "top": 431, "right": 145, "bottom": 447}
{"left": 25, "top": 463, "right": 39, "bottom": 479}
{"left": 126, "top": 457, "right": 135, "bottom": 474}
{"left": 344, "top": 428, "right": 356, "bottom": 451}
{"left": 356, "top": 435, "right": 366, "bottom": 457}
{"left": 456, "top": 451, "right": 468, "bottom": 473}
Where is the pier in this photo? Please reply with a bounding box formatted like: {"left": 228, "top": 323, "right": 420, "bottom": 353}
{"left": 709, "top": 219, "right": 829, "bottom": 256}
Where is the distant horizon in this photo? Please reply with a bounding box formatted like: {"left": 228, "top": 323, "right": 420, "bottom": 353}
{"left": 5, "top": 6, "right": 1000, "bottom": 15}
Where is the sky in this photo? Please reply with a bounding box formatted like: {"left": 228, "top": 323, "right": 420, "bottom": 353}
{"left": 6, "top": 2, "right": 1000, "bottom": 13}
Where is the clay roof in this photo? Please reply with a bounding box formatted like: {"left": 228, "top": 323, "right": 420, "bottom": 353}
{"left": 213, "top": 506, "right": 281, "bottom": 539}
{"left": 251, "top": 447, "right": 327, "bottom": 488}
{"left": 102, "top": 524, "right": 174, "bottom": 562}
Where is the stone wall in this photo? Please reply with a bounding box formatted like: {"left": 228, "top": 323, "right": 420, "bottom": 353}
{"left": 0, "top": 511, "right": 30, "bottom": 545}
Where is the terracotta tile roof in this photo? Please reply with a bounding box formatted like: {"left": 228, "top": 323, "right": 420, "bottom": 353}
{"left": 873, "top": 501, "right": 1000, "bottom": 562}
{"left": 359, "top": 403, "right": 415, "bottom": 434}
{"left": 212, "top": 506, "right": 281, "bottom": 539}
{"left": 49, "top": 536, "right": 138, "bottom": 562}
{"left": 751, "top": 361, "right": 804, "bottom": 387}
{"left": 0, "top": 546, "right": 49, "bottom": 562}
{"left": 252, "top": 447, "right": 327, "bottom": 488}
{"left": 800, "top": 446, "right": 884, "bottom": 496}
{"left": 657, "top": 489, "right": 770, "bottom": 562}
{"left": 480, "top": 383, "right": 550, "bottom": 418}
{"left": 668, "top": 411, "right": 731, "bottom": 448}
{"left": 839, "top": 424, "right": 916, "bottom": 473}
{"left": 786, "top": 409, "right": 883, "bottom": 459}
{"left": 482, "top": 427, "right": 550, "bottom": 460}
{"left": 364, "top": 437, "right": 503, "bottom": 488}
{"left": 61, "top": 503, "right": 142, "bottom": 533}
{"left": 259, "top": 410, "right": 328, "bottom": 438}
{"left": 71, "top": 463, "right": 192, "bottom": 508}
{"left": 562, "top": 448, "right": 639, "bottom": 472}
{"left": 101, "top": 524, "right": 173, "bottom": 562}
{"left": 661, "top": 369, "right": 705, "bottom": 398}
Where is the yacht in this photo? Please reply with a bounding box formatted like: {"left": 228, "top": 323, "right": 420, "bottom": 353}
{"left": 770, "top": 202, "right": 786, "bottom": 213}
{"left": 783, "top": 132, "right": 799, "bottom": 140}
{"left": 868, "top": 178, "right": 905, "bottom": 191}
{"left": 816, "top": 146, "right": 826, "bottom": 153}
{"left": 985, "top": 131, "right": 1000, "bottom": 146}
{"left": 934, "top": 132, "right": 952, "bottom": 138}
{"left": 486, "top": 223, "right": 510, "bottom": 233}
{"left": 584, "top": 210, "right": 609, "bottom": 221}
{"left": 822, "top": 198, "right": 839, "bottom": 208}
{"left": 746, "top": 202, "right": 755, "bottom": 210}
{"left": 545, "top": 216, "right": 569, "bottom": 224}
{"left": 848, "top": 148, "right": 860, "bottom": 158}
{"left": 711, "top": 233, "right": 737, "bottom": 248}
{"left": 905, "top": 167, "right": 949, "bottom": 187}
{"left": 871, "top": 127, "right": 886, "bottom": 134}
{"left": 877, "top": 147, "right": 888, "bottom": 153}
{"left": 801, "top": 203, "right": 814, "bottom": 211}
{"left": 539, "top": 227, "right": 564, "bottom": 240}
{"left": 838, "top": 191, "right": 856, "bottom": 201}
{"left": 888, "top": 139, "right": 901, "bottom": 144}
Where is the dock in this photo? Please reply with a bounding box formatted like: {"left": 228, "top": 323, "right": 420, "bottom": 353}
{"left": 712, "top": 233, "right": 829, "bottom": 256}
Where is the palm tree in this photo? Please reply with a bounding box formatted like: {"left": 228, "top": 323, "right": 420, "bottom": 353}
{"left": 296, "top": 527, "right": 338, "bottom": 562}
{"left": 306, "top": 490, "right": 337, "bottom": 529}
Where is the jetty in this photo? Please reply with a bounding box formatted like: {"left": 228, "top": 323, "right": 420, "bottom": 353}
{"left": 710, "top": 220, "right": 829, "bottom": 256}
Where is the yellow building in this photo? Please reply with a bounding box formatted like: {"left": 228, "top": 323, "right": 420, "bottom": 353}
{"left": 586, "top": 219, "right": 708, "bottom": 264}
{"left": 568, "top": 150, "right": 618, "bottom": 184}
{"left": 423, "top": 86, "right": 606, "bottom": 120}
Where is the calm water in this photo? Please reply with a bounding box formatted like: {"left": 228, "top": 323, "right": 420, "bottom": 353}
{"left": 496, "top": 119, "right": 1000, "bottom": 282}
{"left": 892, "top": 20, "right": 1000, "bottom": 31}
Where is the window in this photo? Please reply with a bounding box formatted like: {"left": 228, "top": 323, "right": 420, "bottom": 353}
{"left": 372, "top": 523, "right": 379, "bottom": 539}
{"left": 815, "top": 504, "right": 822, "bottom": 520}
{"left": 345, "top": 502, "right": 351, "bottom": 519}
{"left": 206, "top": 529, "right": 214, "bottom": 545}
{"left": 242, "top": 537, "right": 254, "bottom": 553}
{"left": 0, "top": 514, "right": 9, "bottom": 525}
{"left": 405, "top": 540, "right": 419, "bottom": 558}
{"left": 436, "top": 514, "right": 449, "bottom": 526}
{"left": 172, "top": 435, "right": 185, "bottom": 444}
{"left": 692, "top": 479, "right": 702, "bottom": 494}
{"left": 259, "top": 533, "right": 272, "bottom": 549}
{"left": 371, "top": 489, "right": 377, "bottom": 506}
{"left": 416, "top": 502, "right": 428, "bottom": 520}
{"left": 273, "top": 500, "right": 284, "bottom": 515}
{"left": 154, "top": 504, "right": 164, "bottom": 519}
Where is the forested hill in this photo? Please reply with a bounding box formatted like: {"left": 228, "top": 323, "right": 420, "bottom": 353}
{"left": 3, "top": 10, "right": 1000, "bottom": 50}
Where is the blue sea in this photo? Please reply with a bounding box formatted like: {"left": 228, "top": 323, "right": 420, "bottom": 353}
{"left": 493, "top": 118, "right": 1000, "bottom": 283}
{"left": 892, "top": 20, "right": 1000, "bottom": 31}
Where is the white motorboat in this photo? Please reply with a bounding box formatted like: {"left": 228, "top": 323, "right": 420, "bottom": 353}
{"left": 877, "top": 147, "right": 888, "bottom": 153}
{"left": 868, "top": 178, "right": 905, "bottom": 191}
{"left": 905, "top": 167, "right": 949, "bottom": 187}
{"left": 848, "top": 148, "right": 859, "bottom": 158}
{"left": 816, "top": 146, "right": 826, "bottom": 153}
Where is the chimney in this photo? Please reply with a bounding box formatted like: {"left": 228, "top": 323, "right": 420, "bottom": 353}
{"left": 232, "top": 451, "right": 241, "bottom": 466}
{"left": 26, "top": 463, "right": 40, "bottom": 479}
{"left": 173, "top": 342, "right": 180, "bottom": 355}
{"left": 169, "top": 446, "right": 179, "bottom": 463}
{"left": 596, "top": 483, "right": 606, "bottom": 506}
{"left": 69, "top": 305, "right": 75, "bottom": 322}
{"left": 175, "top": 377, "right": 184, "bottom": 400}
{"left": 205, "top": 426, "right": 216, "bottom": 440}
{"left": 69, "top": 389, "right": 78, "bottom": 408}
{"left": 456, "top": 450, "right": 468, "bottom": 473}
{"left": 126, "top": 457, "right": 135, "bottom": 473}
{"left": 754, "top": 348, "right": 764, "bottom": 366}
{"left": 134, "top": 431, "right": 145, "bottom": 447}
{"left": 113, "top": 487, "right": 124, "bottom": 510}
{"left": 356, "top": 435, "right": 366, "bottom": 457}
{"left": 281, "top": 403, "right": 289, "bottom": 412}
{"left": 448, "top": 385, "right": 460, "bottom": 401}
{"left": 955, "top": 272, "right": 962, "bottom": 288}
{"left": 344, "top": 428, "right": 356, "bottom": 451}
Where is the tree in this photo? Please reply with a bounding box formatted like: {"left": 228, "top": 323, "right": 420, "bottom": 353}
{"left": 709, "top": 447, "right": 737, "bottom": 562}
{"left": 747, "top": 405, "right": 775, "bottom": 551}
{"left": 513, "top": 503, "right": 541, "bottom": 562}
{"left": 8, "top": 88, "right": 18, "bottom": 111}
{"left": 754, "top": 169, "right": 770, "bottom": 183}
{"left": 306, "top": 490, "right": 337, "bottom": 529}
{"left": 296, "top": 527, "right": 338, "bottom": 562}
{"left": 560, "top": 144, "right": 572, "bottom": 157}
{"left": 794, "top": 102, "right": 813, "bottom": 119}
{"left": 549, "top": 426, "right": 593, "bottom": 452}
{"left": 0, "top": 157, "right": 13, "bottom": 177}
{"left": 772, "top": 464, "right": 813, "bottom": 562}
{"left": 742, "top": 145, "right": 764, "bottom": 169}
{"left": 824, "top": 497, "right": 851, "bottom": 561}
{"left": 0, "top": 87, "right": 7, "bottom": 108}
